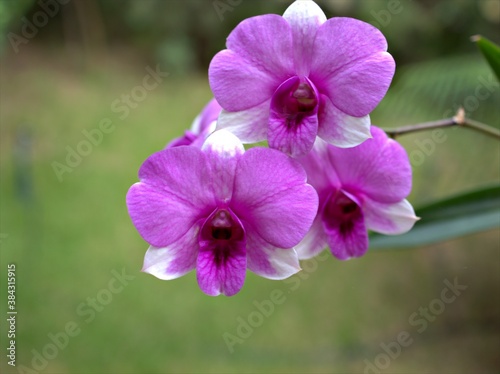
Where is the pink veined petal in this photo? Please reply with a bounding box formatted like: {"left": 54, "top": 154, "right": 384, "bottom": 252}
{"left": 320, "top": 52, "right": 395, "bottom": 117}
{"left": 166, "top": 130, "right": 198, "bottom": 148}
{"left": 192, "top": 98, "right": 222, "bottom": 135}
{"left": 196, "top": 208, "right": 247, "bottom": 296}
{"left": 232, "top": 147, "right": 318, "bottom": 249}
{"left": 209, "top": 50, "right": 280, "bottom": 112}
{"left": 364, "top": 198, "right": 419, "bottom": 235}
{"left": 196, "top": 236, "right": 247, "bottom": 297}
{"left": 310, "top": 17, "right": 389, "bottom": 84}
{"left": 245, "top": 227, "right": 301, "bottom": 279}
{"left": 226, "top": 14, "right": 294, "bottom": 82}
{"left": 126, "top": 147, "right": 214, "bottom": 248}
{"left": 283, "top": 0, "right": 326, "bottom": 76}
{"left": 201, "top": 130, "right": 245, "bottom": 202}
{"left": 268, "top": 112, "right": 318, "bottom": 158}
{"left": 215, "top": 101, "right": 270, "bottom": 144}
{"left": 268, "top": 76, "right": 320, "bottom": 157}
{"left": 190, "top": 121, "right": 216, "bottom": 149}
{"left": 141, "top": 224, "right": 200, "bottom": 280}
{"left": 323, "top": 204, "right": 368, "bottom": 260}
{"left": 294, "top": 215, "right": 328, "bottom": 260}
{"left": 326, "top": 126, "right": 412, "bottom": 204}
{"left": 317, "top": 95, "right": 371, "bottom": 148}
{"left": 209, "top": 14, "right": 294, "bottom": 111}
{"left": 297, "top": 138, "right": 341, "bottom": 199}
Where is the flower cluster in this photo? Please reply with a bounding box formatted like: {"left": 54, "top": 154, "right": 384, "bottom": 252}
{"left": 126, "top": 0, "right": 417, "bottom": 296}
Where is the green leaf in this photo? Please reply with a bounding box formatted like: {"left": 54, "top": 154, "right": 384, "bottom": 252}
{"left": 471, "top": 35, "right": 500, "bottom": 81}
{"left": 369, "top": 185, "right": 500, "bottom": 249}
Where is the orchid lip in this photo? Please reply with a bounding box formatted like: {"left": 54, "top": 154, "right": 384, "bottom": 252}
{"left": 322, "top": 190, "right": 362, "bottom": 231}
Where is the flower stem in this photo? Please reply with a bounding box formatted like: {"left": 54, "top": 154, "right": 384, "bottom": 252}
{"left": 383, "top": 108, "right": 500, "bottom": 140}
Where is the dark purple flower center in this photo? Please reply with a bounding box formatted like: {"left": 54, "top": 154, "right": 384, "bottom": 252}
{"left": 210, "top": 210, "right": 236, "bottom": 240}
{"left": 271, "top": 76, "right": 319, "bottom": 122}
{"left": 200, "top": 209, "right": 245, "bottom": 265}
{"left": 201, "top": 209, "right": 244, "bottom": 242}
{"left": 323, "top": 191, "right": 361, "bottom": 236}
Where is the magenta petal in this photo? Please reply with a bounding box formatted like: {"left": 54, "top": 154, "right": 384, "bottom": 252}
{"left": 326, "top": 126, "right": 412, "bottom": 203}
{"left": 268, "top": 112, "right": 318, "bottom": 158}
{"left": 196, "top": 209, "right": 247, "bottom": 296}
{"left": 325, "top": 212, "right": 368, "bottom": 260}
{"left": 192, "top": 98, "right": 222, "bottom": 135}
{"left": 209, "top": 50, "right": 280, "bottom": 112}
{"left": 201, "top": 130, "right": 245, "bottom": 202}
{"left": 322, "top": 52, "right": 395, "bottom": 117}
{"left": 232, "top": 147, "right": 318, "bottom": 249}
{"left": 226, "top": 15, "right": 294, "bottom": 82}
{"left": 297, "top": 139, "right": 341, "bottom": 198}
{"left": 322, "top": 190, "right": 368, "bottom": 260}
{"left": 317, "top": 95, "right": 371, "bottom": 148}
{"left": 364, "top": 198, "right": 419, "bottom": 235}
{"left": 310, "top": 17, "right": 389, "bottom": 81}
{"left": 215, "top": 101, "right": 270, "bottom": 144}
{"left": 268, "top": 76, "right": 320, "bottom": 157}
{"left": 282, "top": 0, "right": 326, "bottom": 76}
{"left": 295, "top": 215, "right": 328, "bottom": 260}
{"left": 209, "top": 15, "right": 294, "bottom": 111}
{"left": 245, "top": 228, "right": 301, "bottom": 279}
{"left": 142, "top": 224, "right": 199, "bottom": 280}
{"left": 126, "top": 147, "right": 214, "bottom": 248}
{"left": 196, "top": 247, "right": 246, "bottom": 297}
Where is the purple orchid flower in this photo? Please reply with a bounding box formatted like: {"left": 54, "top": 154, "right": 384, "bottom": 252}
{"left": 127, "top": 130, "right": 318, "bottom": 296}
{"left": 296, "top": 126, "right": 418, "bottom": 260}
{"left": 209, "top": 0, "right": 395, "bottom": 158}
{"left": 167, "top": 98, "right": 222, "bottom": 148}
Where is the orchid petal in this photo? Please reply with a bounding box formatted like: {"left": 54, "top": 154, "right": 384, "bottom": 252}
{"left": 126, "top": 147, "right": 214, "bottom": 248}
{"left": 310, "top": 17, "right": 389, "bottom": 81}
{"left": 202, "top": 130, "right": 245, "bottom": 202}
{"left": 215, "top": 101, "right": 270, "bottom": 144}
{"left": 321, "top": 52, "right": 395, "bottom": 117}
{"left": 326, "top": 126, "right": 412, "bottom": 203}
{"left": 268, "top": 112, "right": 318, "bottom": 158}
{"left": 295, "top": 215, "right": 328, "bottom": 260}
{"left": 246, "top": 228, "right": 301, "bottom": 279}
{"left": 323, "top": 209, "right": 368, "bottom": 260}
{"left": 232, "top": 147, "right": 318, "bottom": 248}
{"left": 209, "top": 15, "right": 293, "bottom": 111}
{"left": 364, "top": 198, "right": 419, "bottom": 235}
{"left": 141, "top": 224, "right": 199, "bottom": 280}
{"left": 317, "top": 95, "right": 371, "bottom": 148}
{"left": 283, "top": 0, "right": 326, "bottom": 76}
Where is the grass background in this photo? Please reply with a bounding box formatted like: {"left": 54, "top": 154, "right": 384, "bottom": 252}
{"left": 1, "top": 3, "right": 500, "bottom": 373}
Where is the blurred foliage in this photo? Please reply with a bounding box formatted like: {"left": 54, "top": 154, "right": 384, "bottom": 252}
{"left": 1, "top": 0, "right": 499, "bottom": 72}
{"left": 370, "top": 185, "right": 500, "bottom": 248}
{"left": 374, "top": 54, "right": 500, "bottom": 126}
{"left": 472, "top": 34, "right": 500, "bottom": 80}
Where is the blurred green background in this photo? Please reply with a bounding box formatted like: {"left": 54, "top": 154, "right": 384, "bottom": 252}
{"left": 1, "top": 0, "right": 499, "bottom": 373}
